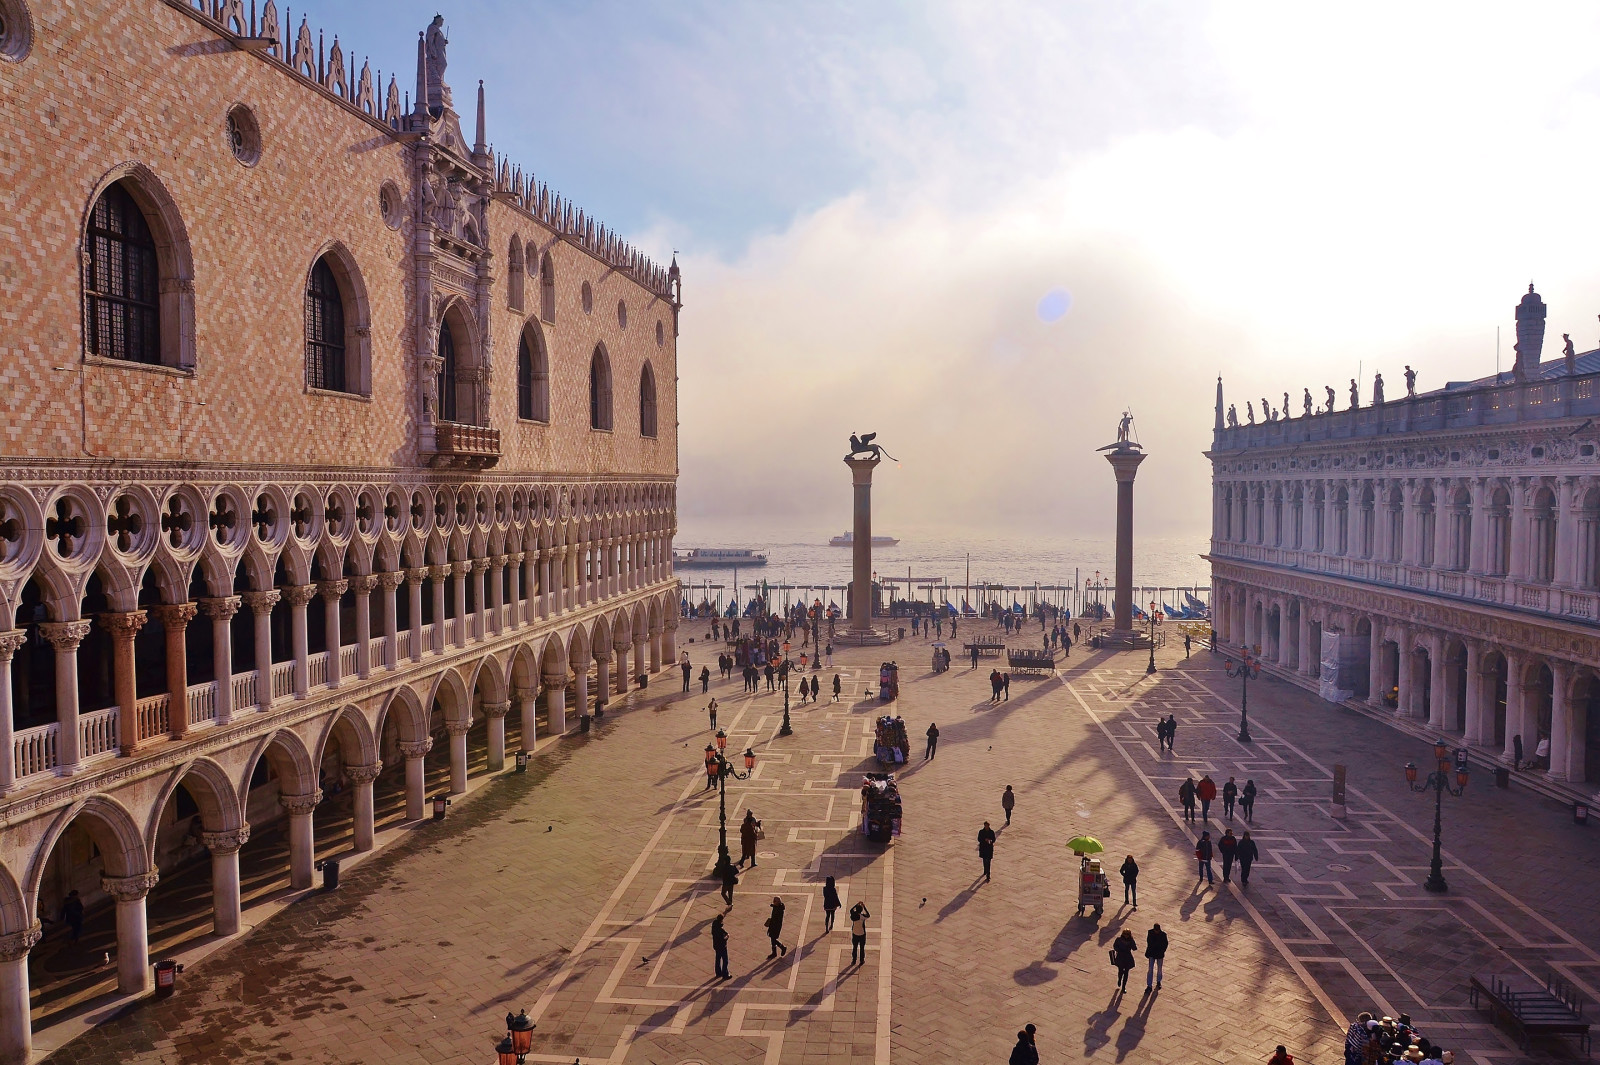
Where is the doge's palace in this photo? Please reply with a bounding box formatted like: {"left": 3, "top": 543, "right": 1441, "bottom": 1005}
{"left": 0, "top": 2, "right": 681, "bottom": 1058}
{"left": 1210, "top": 284, "right": 1600, "bottom": 805}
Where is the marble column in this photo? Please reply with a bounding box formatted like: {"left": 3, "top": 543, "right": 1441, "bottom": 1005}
{"left": 483, "top": 700, "right": 510, "bottom": 771}
{"left": 430, "top": 565, "right": 449, "bottom": 653}
{"left": 0, "top": 632, "right": 25, "bottom": 794}
{"left": 347, "top": 763, "right": 382, "bottom": 851}
{"left": 471, "top": 558, "right": 489, "bottom": 639}
{"left": 39, "top": 620, "right": 92, "bottom": 771}
{"left": 199, "top": 825, "right": 250, "bottom": 936}
{"left": 1502, "top": 651, "right": 1526, "bottom": 762}
{"left": 1550, "top": 662, "right": 1574, "bottom": 780}
{"left": 447, "top": 719, "right": 471, "bottom": 794}
{"left": 1394, "top": 626, "right": 1413, "bottom": 715}
{"left": 198, "top": 597, "right": 241, "bottom": 724}
{"left": 517, "top": 685, "right": 539, "bottom": 753}
{"left": 318, "top": 580, "right": 348, "bottom": 689}
{"left": 523, "top": 550, "right": 542, "bottom": 621}
{"left": 240, "top": 590, "right": 278, "bottom": 708}
{"left": 593, "top": 652, "right": 611, "bottom": 710}
{"left": 488, "top": 555, "right": 506, "bottom": 635}
{"left": 149, "top": 603, "right": 198, "bottom": 737}
{"left": 662, "top": 621, "right": 677, "bottom": 667}
{"left": 0, "top": 923, "right": 43, "bottom": 1064}
{"left": 1367, "top": 621, "right": 1386, "bottom": 708}
{"left": 98, "top": 611, "right": 147, "bottom": 754}
{"left": 451, "top": 561, "right": 470, "bottom": 647}
{"left": 1297, "top": 604, "right": 1315, "bottom": 676}
{"left": 407, "top": 568, "right": 428, "bottom": 661}
{"left": 376, "top": 572, "right": 402, "bottom": 671}
{"left": 1428, "top": 633, "right": 1448, "bottom": 727}
{"left": 283, "top": 584, "right": 317, "bottom": 699}
{"left": 349, "top": 574, "right": 376, "bottom": 679}
{"left": 649, "top": 627, "right": 662, "bottom": 673}
{"left": 544, "top": 672, "right": 568, "bottom": 736}
{"left": 1463, "top": 642, "right": 1485, "bottom": 743}
{"left": 101, "top": 872, "right": 160, "bottom": 993}
{"left": 1508, "top": 478, "right": 1531, "bottom": 580}
{"left": 614, "top": 638, "right": 631, "bottom": 696}
{"left": 280, "top": 790, "right": 321, "bottom": 890}
{"left": 632, "top": 633, "right": 648, "bottom": 684}
{"left": 399, "top": 738, "right": 431, "bottom": 821}
{"left": 845, "top": 454, "right": 884, "bottom": 635}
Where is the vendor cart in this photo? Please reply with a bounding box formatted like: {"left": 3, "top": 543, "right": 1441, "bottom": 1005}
{"left": 859, "top": 773, "right": 902, "bottom": 843}
{"left": 1075, "top": 856, "right": 1109, "bottom": 916}
{"left": 878, "top": 662, "right": 900, "bottom": 702}
{"left": 873, "top": 715, "right": 909, "bottom": 766}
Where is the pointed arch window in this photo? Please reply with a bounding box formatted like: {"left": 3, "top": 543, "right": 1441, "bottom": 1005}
{"left": 540, "top": 252, "right": 556, "bottom": 323}
{"left": 85, "top": 183, "right": 160, "bottom": 364}
{"left": 589, "top": 345, "right": 613, "bottom": 431}
{"left": 305, "top": 258, "right": 346, "bottom": 392}
{"left": 507, "top": 236, "right": 525, "bottom": 312}
{"left": 639, "top": 362, "right": 658, "bottom": 438}
{"left": 518, "top": 323, "right": 549, "bottom": 422}
{"left": 437, "top": 319, "right": 458, "bottom": 423}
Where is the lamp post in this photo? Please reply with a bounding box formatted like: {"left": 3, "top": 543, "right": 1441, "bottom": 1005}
{"left": 1222, "top": 648, "right": 1261, "bottom": 743}
{"left": 1405, "top": 740, "right": 1470, "bottom": 893}
{"left": 495, "top": 1009, "right": 536, "bottom": 1065}
{"left": 711, "top": 747, "right": 750, "bottom": 881}
{"left": 1146, "top": 599, "right": 1158, "bottom": 675}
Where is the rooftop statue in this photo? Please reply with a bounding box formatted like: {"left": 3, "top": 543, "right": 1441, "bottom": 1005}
{"left": 1405, "top": 365, "right": 1417, "bottom": 397}
{"left": 1373, "top": 372, "right": 1385, "bottom": 406}
{"left": 1324, "top": 385, "right": 1335, "bottom": 413}
{"left": 1303, "top": 388, "right": 1313, "bottom": 417}
{"left": 847, "top": 432, "right": 896, "bottom": 462}
{"left": 425, "top": 14, "right": 451, "bottom": 113}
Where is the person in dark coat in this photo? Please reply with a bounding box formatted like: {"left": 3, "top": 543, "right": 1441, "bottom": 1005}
{"left": 833, "top": 674, "right": 843, "bottom": 702}
{"left": 977, "top": 821, "right": 997, "bottom": 881}
{"left": 822, "top": 875, "right": 841, "bottom": 932}
{"left": 1144, "top": 923, "right": 1167, "bottom": 990}
{"left": 738, "top": 810, "right": 760, "bottom": 868}
{"left": 1009, "top": 1031, "right": 1038, "bottom": 1065}
{"left": 1237, "top": 830, "right": 1260, "bottom": 888}
{"left": 1241, "top": 779, "right": 1257, "bottom": 822}
{"left": 711, "top": 913, "right": 730, "bottom": 979}
{"left": 1196, "top": 774, "right": 1217, "bottom": 820}
{"left": 701, "top": 665, "right": 712, "bottom": 693}
{"left": 1165, "top": 714, "right": 1178, "bottom": 751}
{"left": 1222, "top": 776, "right": 1239, "bottom": 819}
{"left": 1219, "top": 828, "right": 1238, "bottom": 883}
{"left": 719, "top": 860, "right": 739, "bottom": 907}
{"left": 848, "top": 901, "right": 871, "bottom": 965}
{"left": 1178, "top": 777, "right": 1197, "bottom": 822}
{"left": 1002, "top": 672, "right": 1010, "bottom": 700}
{"left": 925, "top": 722, "right": 939, "bottom": 760}
{"left": 681, "top": 657, "right": 693, "bottom": 692}
{"left": 58, "top": 890, "right": 84, "bottom": 943}
{"left": 1111, "top": 929, "right": 1139, "bottom": 991}
{"left": 1119, "top": 854, "right": 1139, "bottom": 908}
{"left": 1001, "top": 785, "right": 1016, "bottom": 825}
{"left": 764, "top": 896, "right": 787, "bottom": 958}
{"left": 810, "top": 674, "right": 820, "bottom": 701}
{"left": 1195, "top": 831, "right": 1215, "bottom": 885}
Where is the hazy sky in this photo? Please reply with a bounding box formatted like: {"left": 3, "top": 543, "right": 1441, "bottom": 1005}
{"left": 300, "top": 2, "right": 1600, "bottom": 542}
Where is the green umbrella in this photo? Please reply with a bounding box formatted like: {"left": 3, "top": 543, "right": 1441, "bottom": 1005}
{"left": 1066, "top": 835, "right": 1103, "bottom": 855}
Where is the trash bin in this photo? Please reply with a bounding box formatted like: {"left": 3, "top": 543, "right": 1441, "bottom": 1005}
{"left": 636, "top": 673, "right": 647, "bottom": 689}
{"left": 1494, "top": 766, "right": 1510, "bottom": 789}
{"left": 580, "top": 714, "right": 592, "bottom": 733}
{"left": 432, "top": 795, "right": 450, "bottom": 821}
{"left": 515, "top": 751, "right": 529, "bottom": 774}
{"left": 315, "top": 857, "right": 340, "bottom": 891}
{"left": 1576, "top": 802, "right": 1589, "bottom": 826}
{"left": 153, "top": 960, "right": 183, "bottom": 998}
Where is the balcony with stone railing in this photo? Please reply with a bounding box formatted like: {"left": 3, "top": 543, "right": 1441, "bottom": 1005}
{"left": 426, "top": 421, "right": 502, "bottom": 470}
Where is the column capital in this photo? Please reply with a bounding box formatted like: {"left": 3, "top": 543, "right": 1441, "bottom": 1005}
{"left": 375, "top": 570, "right": 406, "bottom": 591}
{"left": 150, "top": 601, "right": 199, "bottom": 628}
{"left": 0, "top": 628, "right": 28, "bottom": 662}
{"left": 97, "top": 610, "right": 148, "bottom": 640}
{"left": 282, "top": 584, "right": 318, "bottom": 609}
{"left": 514, "top": 685, "right": 539, "bottom": 702}
{"left": 39, "top": 619, "right": 93, "bottom": 651}
{"left": 279, "top": 790, "right": 322, "bottom": 816}
{"left": 101, "top": 871, "right": 160, "bottom": 902}
{"left": 200, "top": 824, "right": 252, "bottom": 853}
{"left": 347, "top": 574, "right": 379, "bottom": 595}
{"left": 0, "top": 922, "right": 43, "bottom": 961}
{"left": 408, "top": 566, "right": 433, "bottom": 584}
{"left": 198, "top": 595, "right": 243, "bottom": 622}
{"left": 345, "top": 761, "right": 384, "bottom": 784}
{"left": 398, "top": 737, "right": 434, "bottom": 759}
{"left": 593, "top": 648, "right": 614, "bottom": 662}
{"left": 470, "top": 557, "right": 490, "bottom": 573}
{"left": 612, "top": 633, "right": 631, "bottom": 652}
{"left": 453, "top": 560, "right": 474, "bottom": 577}
{"left": 505, "top": 551, "right": 525, "bottom": 565}
{"left": 446, "top": 718, "right": 474, "bottom": 736}
{"left": 317, "top": 579, "right": 350, "bottom": 601}
{"left": 542, "top": 670, "right": 570, "bottom": 688}
{"left": 481, "top": 700, "right": 511, "bottom": 719}
{"left": 431, "top": 564, "right": 453, "bottom": 581}
{"left": 240, "top": 589, "right": 281, "bottom": 615}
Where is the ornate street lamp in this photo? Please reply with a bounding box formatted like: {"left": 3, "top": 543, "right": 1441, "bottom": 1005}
{"left": 711, "top": 747, "right": 751, "bottom": 881}
{"left": 1405, "top": 741, "right": 1469, "bottom": 893}
{"left": 1222, "top": 648, "right": 1261, "bottom": 743}
{"left": 1146, "top": 600, "right": 1158, "bottom": 675}
{"left": 495, "top": 1009, "right": 535, "bottom": 1065}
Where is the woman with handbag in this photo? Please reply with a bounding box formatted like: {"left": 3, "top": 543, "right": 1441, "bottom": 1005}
{"left": 1110, "top": 929, "right": 1139, "bottom": 992}
{"left": 739, "top": 810, "right": 762, "bottom": 869}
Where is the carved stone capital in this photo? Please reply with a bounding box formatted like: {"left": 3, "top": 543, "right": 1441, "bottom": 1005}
{"left": 374, "top": 571, "right": 405, "bottom": 592}
{"left": 0, "top": 628, "right": 29, "bottom": 662}
{"left": 279, "top": 790, "right": 322, "bottom": 816}
{"left": 0, "top": 922, "right": 43, "bottom": 961}
{"left": 446, "top": 719, "right": 474, "bottom": 736}
{"left": 39, "top": 619, "right": 93, "bottom": 652}
{"left": 514, "top": 685, "right": 539, "bottom": 703}
{"left": 490, "top": 554, "right": 509, "bottom": 568}
{"left": 345, "top": 762, "right": 384, "bottom": 784}
{"left": 481, "top": 700, "right": 511, "bottom": 719}
{"left": 150, "top": 602, "right": 199, "bottom": 629}
{"left": 612, "top": 634, "right": 631, "bottom": 652}
{"left": 469, "top": 558, "right": 489, "bottom": 573}
{"left": 542, "top": 671, "right": 570, "bottom": 689}
{"left": 101, "top": 872, "right": 161, "bottom": 903}
{"left": 240, "top": 589, "right": 281, "bottom": 616}
{"left": 408, "top": 566, "right": 433, "bottom": 584}
{"left": 198, "top": 596, "right": 243, "bottom": 622}
{"left": 317, "top": 579, "right": 350, "bottom": 601}
{"left": 398, "top": 738, "right": 434, "bottom": 759}
{"left": 593, "top": 648, "right": 614, "bottom": 662}
{"left": 505, "top": 551, "right": 525, "bottom": 565}
{"left": 282, "top": 584, "right": 318, "bottom": 609}
{"left": 200, "top": 824, "right": 252, "bottom": 853}
{"left": 347, "top": 574, "right": 379, "bottom": 595}
{"left": 431, "top": 564, "right": 453, "bottom": 581}
{"left": 453, "top": 560, "right": 473, "bottom": 577}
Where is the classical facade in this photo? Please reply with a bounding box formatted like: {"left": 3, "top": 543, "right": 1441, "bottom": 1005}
{"left": 1209, "top": 285, "right": 1600, "bottom": 804}
{"left": 0, "top": 2, "right": 681, "bottom": 1059}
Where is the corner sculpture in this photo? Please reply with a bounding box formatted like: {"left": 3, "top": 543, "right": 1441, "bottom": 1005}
{"left": 847, "top": 432, "right": 897, "bottom": 462}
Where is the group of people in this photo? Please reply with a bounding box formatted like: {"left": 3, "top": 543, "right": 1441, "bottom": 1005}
{"left": 1344, "top": 1012, "right": 1453, "bottom": 1065}
{"left": 1177, "top": 773, "right": 1256, "bottom": 822}
{"left": 908, "top": 613, "right": 955, "bottom": 640}
{"left": 709, "top": 876, "right": 872, "bottom": 979}
{"left": 1107, "top": 923, "right": 1170, "bottom": 992}
{"left": 1191, "top": 828, "right": 1260, "bottom": 887}
{"left": 987, "top": 670, "right": 1011, "bottom": 701}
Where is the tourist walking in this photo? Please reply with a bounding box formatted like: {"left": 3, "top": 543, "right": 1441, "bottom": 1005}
{"left": 1223, "top": 776, "right": 1238, "bottom": 820}
{"left": 1009, "top": 1031, "right": 1039, "bottom": 1065}
{"left": 764, "top": 897, "right": 788, "bottom": 958}
{"left": 822, "top": 875, "right": 841, "bottom": 932}
{"left": 701, "top": 665, "right": 712, "bottom": 693}
{"left": 738, "top": 810, "right": 761, "bottom": 868}
{"left": 1178, "top": 777, "right": 1197, "bottom": 822}
{"left": 1241, "top": 779, "right": 1257, "bottom": 822}
{"left": 1184, "top": 632, "right": 1191, "bottom": 657}
{"left": 825, "top": 642, "right": 833, "bottom": 667}
{"left": 1197, "top": 774, "right": 1217, "bottom": 820}
{"left": 810, "top": 675, "right": 819, "bottom": 701}
{"left": 971, "top": 644, "right": 980, "bottom": 670}
{"left": 1110, "top": 929, "right": 1138, "bottom": 991}
{"left": 1344, "top": 1013, "right": 1374, "bottom": 1065}
{"left": 1268, "top": 1045, "right": 1295, "bottom": 1065}
{"left": 719, "top": 861, "right": 738, "bottom": 907}
{"left": 925, "top": 722, "right": 939, "bottom": 759}
{"left": 1219, "top": 827, "right": 1238, "bottom": 883}
{"left": 704, "top": 745, "right": 720, "bottom": 790}
{"left": 708, "top": 701, "right": 718, "bottom": 731}
{"left": 977, "top": 821, "right": 997, "bottom": 881}
{"left": 1196, "top": 831, "right": 1215, "bottom": 885}
{"left": 833, "top": 674, "right": 842, "bottom": 702}
{"left": 711, "top": 913, "right": 730, "bottom": 979}
{"left": 989, "top": 669, "right": 1001, "bottom": 701}
{"left": 849, "top": 901, "right": 871, "bottom": 965}
{"left": 1237, "top": 831, "right": 1259, "bottom": 888}
{"left": 1002, "top": 672, "right": 1011, "bottom": 700}
{"left": 1119, "top": 854, "right": 1139, "bottom": 908}
{"left": 1144, "top": 922, "right": 1167, "bottom": 990}
{"left": 1164, "top": 714, "right": 1177, "bottom": 751}
{"left": 1001, "top": 785, "right": 1016, "bottom": 825}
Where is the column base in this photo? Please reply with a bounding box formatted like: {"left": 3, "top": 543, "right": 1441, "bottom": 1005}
{"left": 835, "top": 627, "right": 895, "bottom": 646}
{"left": 1098, "top": 629, "right": 1153, "bottom": 649}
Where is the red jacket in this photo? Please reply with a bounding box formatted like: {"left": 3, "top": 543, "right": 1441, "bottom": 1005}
{"left": 1197, "top": 778, "right": 1217, "bottom": 801}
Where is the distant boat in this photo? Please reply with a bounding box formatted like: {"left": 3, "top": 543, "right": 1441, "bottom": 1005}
{"left": 673, "top": 548, "right": 768, "bottom": 568}
{"left": 829, "top": 530, "right": 900, "bottom": 547}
